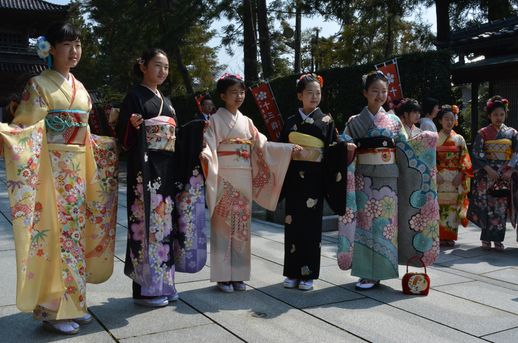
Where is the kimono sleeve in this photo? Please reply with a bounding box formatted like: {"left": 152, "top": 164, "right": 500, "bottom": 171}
{"left": 12, "top": 78, "right": 49, "bottom": 126}
{"left": 471, "top": 131, "right": 489, "bottom": 171}
{"left": 249, "top": 118, "right": 293, "bottom": 211}
{"left": 116, "top": 92, "right": 141, "bottom": 150}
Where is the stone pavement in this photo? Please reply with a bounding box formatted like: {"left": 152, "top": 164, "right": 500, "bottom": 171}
{"left": 0, "top": 161, "right": 518, "bottom": 342}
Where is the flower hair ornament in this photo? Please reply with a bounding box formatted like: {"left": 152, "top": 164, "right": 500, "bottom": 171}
{"left": 362, "top": 70, "right": 386, "bottom": 86}
{"left": 219, "top": 72, "right": 243, "bottom": 81}
{"left": 36, "top": 36, "right": 52, "bottom": 68}
{"left": 297, "top": 73, "right": 324, "bottom": 87}
{"left": 136, "top": 57, "right": 145, "bottom": 65}
{"left": 486, "top": 97, "right": 509, "bottom": 112}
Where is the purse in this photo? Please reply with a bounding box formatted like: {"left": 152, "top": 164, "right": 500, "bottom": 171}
{"left": 402, "top": 256, "right": 430, "bottom": 296}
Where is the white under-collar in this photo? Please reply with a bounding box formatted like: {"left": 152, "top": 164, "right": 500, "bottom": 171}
{"left": 298, "top": 107, "right": 318, "bottom": 120}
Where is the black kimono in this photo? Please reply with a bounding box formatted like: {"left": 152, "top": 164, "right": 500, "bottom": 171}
{"left": 281, "top": 108, "right": 336, "bottom": 280}
{"left": 117, "top": 85, "right": 178, "bottom": 298}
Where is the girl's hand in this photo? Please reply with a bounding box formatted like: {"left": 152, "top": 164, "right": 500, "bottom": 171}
{"left": 485, "top": 166, "right": 499, "bottom": 180}
{"left": 452, "top": 173, "right": 463, "bottom": 187}
{"left": 292, "top": 144, "right": 302, "bottom": 153}
{"left": 346, "top": 142, "right": 356, "bottom": 151}
{"left": 199, "top": 153, "right": 208, "bottom": 163}
{"left": 130, "top": 113, "right": 143, "bottom": 129}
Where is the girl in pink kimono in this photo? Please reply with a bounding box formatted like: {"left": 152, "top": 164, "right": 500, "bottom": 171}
{"left": 201, "top": 74, "right": 299, "bottom": 293}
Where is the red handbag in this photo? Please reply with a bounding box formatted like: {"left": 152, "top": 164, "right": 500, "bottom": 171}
{"left": 402, "top": 256, "right": 430, "bottom": 296}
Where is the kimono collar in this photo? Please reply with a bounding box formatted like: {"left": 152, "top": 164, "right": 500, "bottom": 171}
{"left": 43, "top": 69, "right": 77, "bottom": 108}
{"left": 298, "top": 107, "right": 319, "bottom": 121}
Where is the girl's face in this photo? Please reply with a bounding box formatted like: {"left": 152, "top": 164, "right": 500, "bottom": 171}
{"left": 405, "top": 110, "right": 420, "bottom": 125}
{"left": 141, "top": 53, "right": 169, "bottom": 86}
{"left": 440, "top": 112, "right": 455, "bottom": 131}
{"left": 221, "top": 83, "right": 245, "bottom": 112}
{"left": 489, "top": 107, "right": 506, "bottom": 127}
{"left": 297, "top": 81, "right": 321, "bottom": 112}
{"left": 363, "top": 80, "right": 388, "bottom": 109}
{"left": 50, "top": 39, "right": 82, "bottom": 69}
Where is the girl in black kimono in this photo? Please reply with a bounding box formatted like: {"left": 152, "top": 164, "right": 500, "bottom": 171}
{"left": 117, "top": 49, "right": 179, "bottom": 307}
{"left": 281, "top": 74, "right": 336, "bottom": 291}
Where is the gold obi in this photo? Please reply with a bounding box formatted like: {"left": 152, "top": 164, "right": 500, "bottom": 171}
{"left": 436, "top": 145, "right": 461, "bottom": 170}
{"left": 288, "top": 131, "right": 324, "bottom": 162}
{"left": 217, "top": 139, "right": 252, "bottom": 169}
{"left": 357, "top": 148, "right": 395, "bottom": 165}
{"left": 45, "top": 110, "right": 89, "bottom": 145}
{"left": 145, "top": 116, "right": 176, "bottom": 151}
{"left": 484, "top": 139, "right": 512, "bottom": 161}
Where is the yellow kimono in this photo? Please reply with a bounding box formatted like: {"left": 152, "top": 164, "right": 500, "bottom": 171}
{"left": 0, "top": 70, "right": 118, "bottom": 320}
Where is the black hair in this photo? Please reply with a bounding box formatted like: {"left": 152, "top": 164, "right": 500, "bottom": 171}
{"left": 437, "top": 105, "right": 454, "bottom": 121}
{"left": 422, "top": 97, "right": 439, "bottom": 115}
{"left": 363, "top": 70, "right": 388, "bottom": 91}
{"left": 395, "top": 98, "right": 421, "bottom": 117}
{"left": 296, "top": 74, "right": 322, "bottom": 93}
{"left": 216, "top": 75, "right": 245, "bottom": 94}
{"left": 486, "top": 95, "right": 509, "bottom": 115}
{"left": 46, "top": 22, "right": 81, "bottom": 46}
{"left": 200, "top": 96, "right": 213, "bottom": 106}
{"left": 133, "top": 48, "right": 168, "bottom": 80}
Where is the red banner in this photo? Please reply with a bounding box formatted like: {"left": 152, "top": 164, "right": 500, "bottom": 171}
{"left": 249, "top": 82, "right": 283, "bottom": 141}
{"left": 194, "top": 93, "right": 205, "bottom": 114}
{"left": 376, "top": 60, "right": 403, "bottom": 100}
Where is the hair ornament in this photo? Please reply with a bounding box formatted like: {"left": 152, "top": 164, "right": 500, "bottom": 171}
{"left": 296, "top": 73, "right": 324, "bottom": 87}
{"left": 486, "top": 97, "right": 509, "bottom": 112}
{"left": 219, "top": 72, "right": 243, "bottom": 81}
{"left": 36, "top": 36, "right": 52, "bottom": 68}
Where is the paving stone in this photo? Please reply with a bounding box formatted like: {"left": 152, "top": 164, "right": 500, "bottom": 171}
{"left": 247, "top": 256, "right": 364, "bottom": 309}
{"left": 483, "top": 327, "right": 518, "bottom": 343}
{"left": 0, "top": 250, "right": 18, "bottom": 307}
{"left": 437, "top": 250, "right": 518, "bottom": 275}
{"left": 0, "top": 305, "right": 114, "bottom": 343}
{"left": 306, "top": 298, "right": 487, "bottom": 343}
{"left": 119, "top": 323, "right": 242, "bottom": 343}
{"left": 434, "top": 281, "right": 518, "bottom": 315}
{"left": 177, "top": 280, "right": 364, "bottom": 343}
{"left": 483, "top": 268, "right": 518, "bottom": 286}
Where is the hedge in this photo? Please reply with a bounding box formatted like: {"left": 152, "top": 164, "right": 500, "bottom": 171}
{"left": 172, "top": 50, "right": 453, "bottom": 133}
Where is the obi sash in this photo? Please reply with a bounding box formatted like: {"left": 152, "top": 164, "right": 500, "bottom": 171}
{"left": 436, "top": 145, "right": 461, "bottom": 170}
{"left": 217, "top": 139, "right": 252, "bottom": 169}
{"left": 145, "top": 116, "right": 176, "bottom": 151}
{"left": 288, "top": 131, "right": 324, "bottom": 162}
{"left": 356, "top": 136, "right": 395, "bottom": 165}
{"left": 45, "top": 109, "right": 89, "bottom": 145}
{"left": 484, "top": 139, "right": 512, "bottom": 161}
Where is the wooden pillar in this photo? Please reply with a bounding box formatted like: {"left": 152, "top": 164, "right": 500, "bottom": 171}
{"left": 471, "top": 82, "right": 479, "bottom": 143}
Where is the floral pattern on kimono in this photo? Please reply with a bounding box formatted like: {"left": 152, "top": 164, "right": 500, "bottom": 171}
{"left": 436, "top": 130, "right": 472, "bottom": 241}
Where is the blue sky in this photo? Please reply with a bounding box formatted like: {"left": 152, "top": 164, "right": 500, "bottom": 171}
{"left": 49, "top": 1, "right": 437, "bottom": 75}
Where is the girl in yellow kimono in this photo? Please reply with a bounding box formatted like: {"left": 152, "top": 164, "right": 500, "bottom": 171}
{"left": 201, "top": 74, "right": 298, "bottom": 293}
{"left": 436, "top": 106, "right": 473, "bottom": 247}
{"left": 0, "top": 23, "right": 118, "bottom": 335}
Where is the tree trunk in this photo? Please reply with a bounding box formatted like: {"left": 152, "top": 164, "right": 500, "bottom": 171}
{"left": 257, "top": 0, "right": 274, "bottom": 79}
{"left": 243, "top": 0, "right": 259, "bottom": 84}
{"left": 435, "top": 0, "right": 450, "bottom": 43}
{"left": 171, "top": 45, "right": 194, "bottom": 94}
{"left": 385, "top": 15, "right": 394, "bottom": 58}
{"left": 294, "top": 1, "right": 302, "bottom": 74}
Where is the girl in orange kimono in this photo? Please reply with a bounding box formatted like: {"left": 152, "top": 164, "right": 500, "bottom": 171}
{"left": 436, "top": 106, "right": 473, "bottom": 247}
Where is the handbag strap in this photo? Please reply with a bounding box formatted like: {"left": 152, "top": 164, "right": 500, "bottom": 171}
{"left": 406, "top": 255, "right": 427, "bottom": 274}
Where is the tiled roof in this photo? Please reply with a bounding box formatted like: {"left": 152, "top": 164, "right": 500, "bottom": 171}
{"left": 439, "top": 16, "right": 518, "bottom": 52}
{"left": 0, "top": 0, "right": 67, "bottom": 11}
